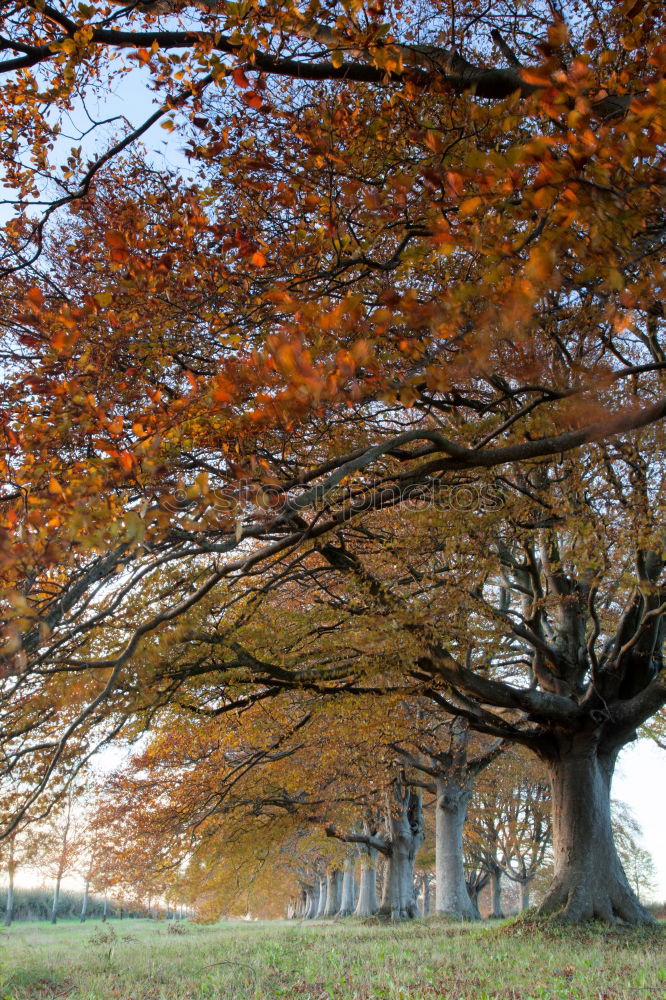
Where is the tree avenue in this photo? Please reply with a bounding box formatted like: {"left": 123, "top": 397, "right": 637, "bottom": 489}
{"left": 0, "top": 0, "right": 664, "bottom": 926}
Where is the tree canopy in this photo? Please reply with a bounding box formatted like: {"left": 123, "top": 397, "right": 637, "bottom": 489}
{"left": 0, "top": 0, "right": 664, "bottom": 924}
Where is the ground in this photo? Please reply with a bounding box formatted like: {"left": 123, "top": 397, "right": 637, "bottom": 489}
{"left": 0, "top": 918, "right": 665, "bottom": 1000}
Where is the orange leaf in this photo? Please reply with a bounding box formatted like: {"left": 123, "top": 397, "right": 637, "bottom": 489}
{"left": 232, "top": 67, "right": 250, "bottom": 89}
{"left": 459, "top": 196, "right": 482, "bottom": 217}
{"left": 106, "top": 230, "right": 128, "bottom": 250}
{"left": 445, "top": 172, "right": 464, "bottom": 198}
{"left": 250, "top": 251, "right": 267, "bottom": 268}
{"left": 118, "top": 451, "right": 134, "bottom": 474}
{"left": 26, "top": 286, "right": 44, "bottom": 310}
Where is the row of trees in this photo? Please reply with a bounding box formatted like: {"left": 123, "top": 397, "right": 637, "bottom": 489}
{"left": 70, "top": 691, "right": 656, "bottom": 923}
{"left": 0, "top": 0, "right": 664, "bottom": 925}
{"left": 0, "top": 781, "right": 192, "bottom": 925}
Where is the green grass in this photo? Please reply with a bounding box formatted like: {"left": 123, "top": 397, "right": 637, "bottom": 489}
{"left": 0, "top": 918, "right": 665, "bottom": 1000}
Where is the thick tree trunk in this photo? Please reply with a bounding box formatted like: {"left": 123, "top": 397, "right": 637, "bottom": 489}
{"left": 306, "top": 880, "right": 319, "bottom": 918}
{"left": 538, "top": 740, "right": 654, "bottom": 923}
{"left": 355, "top": 851, "right": 378, "bottom": 917}
{"left": 378, "top": 785, "right": 424, "bottom": 920}
{"left": 51, "top": 875, "right": 61, "bottom": 924}
{"left": 102, "top": 893, "right": 108, "bottom": 922}
{"left": 338, "top": 858, "right": 356, "bottom": 916}
{"left": 489, "top": 866, "right": 504, "bottom": 919}
{"left": 435, "top": 777, "right": 478, "bottom": 920}
{"left": 520, "top": 881, "right": 531, "bottom": 911}
{"left": 323, "top": 869, "right": 343, "bottom": 917}
{"left": 315, "top": 876, "right": 327, "bottom": 918}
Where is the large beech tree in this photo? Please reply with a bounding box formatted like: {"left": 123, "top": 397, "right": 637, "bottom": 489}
{"left": 308, "top": 440, "right": 666, "bottom": 922}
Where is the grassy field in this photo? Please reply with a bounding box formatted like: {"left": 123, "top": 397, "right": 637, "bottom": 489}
{"left": 0, "top": 917, "right": 665, "bottom": 1000}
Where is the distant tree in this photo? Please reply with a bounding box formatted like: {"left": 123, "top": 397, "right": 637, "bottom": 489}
{"left": 612, "top": 801, "right": 658, "bottom": 904}
{"left": 0, "top": 825, "right": 39, "bottom": 926}
{"left": 37, "top": 788, "right": 80, "bottom": 924}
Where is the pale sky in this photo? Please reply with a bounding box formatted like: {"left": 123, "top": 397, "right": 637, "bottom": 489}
{"left": 614, "top": 739, "right": 666, "bottom": 901}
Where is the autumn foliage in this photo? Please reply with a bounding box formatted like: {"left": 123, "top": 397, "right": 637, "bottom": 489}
{"left": 0, "top": 0, "right": 664, "bottom": 925}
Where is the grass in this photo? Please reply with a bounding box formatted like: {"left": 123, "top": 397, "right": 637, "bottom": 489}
{"left": 0, "top": 917, "right": 665, "bottom": 1000}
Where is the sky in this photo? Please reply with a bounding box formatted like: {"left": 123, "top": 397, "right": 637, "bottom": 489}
{"left": 614, "top": 740, "right": 666, "bottom": 901}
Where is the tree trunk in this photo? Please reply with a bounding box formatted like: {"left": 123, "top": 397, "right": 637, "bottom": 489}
{"left": 466, "top": 872, "right": 488, "bottom": 920}
{"left": 304, "top": 880, "right": 318, "bottom": 919}
{"left": 520, "top": 880, "right": 531, "bottom": 911}
{"left": 51, "top": 875, "right": 61, "bottom": 924}
{"left": 378, "top": 784, "right": 424, "bottom": 920}
{"left": 323, "top": 869, "right": 343, "bottom": 917}
{"left": 489, "top": 865, "right": 504, "bottom": 919}
{"left": 422, "top": 874, "right": 432, "bottom": 917}
{"left": 315, "top": 876, "right": 327, "bottom": 918}
{"left": 435, "top": 777, "right": 478, "bottom": 920}
{"left": 102, "top": 893, "right": 108, "bottom": 922}
{"left": 538, "top": 740, "right": 654, "bottom": 924}
{"left": 4, "top": 857, "right": 15, "bottom": 927}
{"left": 80, "top": 878, "right": 90, "bottom": 922}
{"left": 355, "top": 851, "right": 378, "bottom": 917}
{"left": 338, "top": 858, "right": 356, "bottom": 916}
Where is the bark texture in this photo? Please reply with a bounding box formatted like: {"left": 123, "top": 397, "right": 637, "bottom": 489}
{"left": 338, "top": 857, "right": 356, "bottom": 916}
{"left": 323, "top": 869, "right": 343, "bottom": 917}
{"left": 435, "top": 776, "right": 478, "bottom": 920}
{"left": 378, "top": 784, "right": 424, "bottom": 920}
{"left": 315, "top": 876, "right": 327, "bottom": 918}
{"left": 538, "top": 739, "right": 654, "bottom": 924}
{"left": 489, "top": 866, "right": 504, "bottom": 919}
{"left": 355, "top": 850, "right": 378, "bottom": 917}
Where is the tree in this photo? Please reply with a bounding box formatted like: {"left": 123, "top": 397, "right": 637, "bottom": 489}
{"left": 318, "top": 443, "right": 666, "bottom": 922}
{"left": 391, "top": 714, "right": 504, "bottom": 919}
{"left": 0, "top": 824, "right": 40, "bottom": 926}
{"left": 469, "top": 750, "right": 551, "bottom": 912}
{"left": 612, "top": 801, "right": 658, "bottom": 904}
{"left": 36, "top": 786, "right": 80, "bottom": 924}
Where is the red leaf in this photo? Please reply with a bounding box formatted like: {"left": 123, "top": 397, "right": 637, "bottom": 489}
{"left": 232, "top": 67, "right": 250, "bottom": 89}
